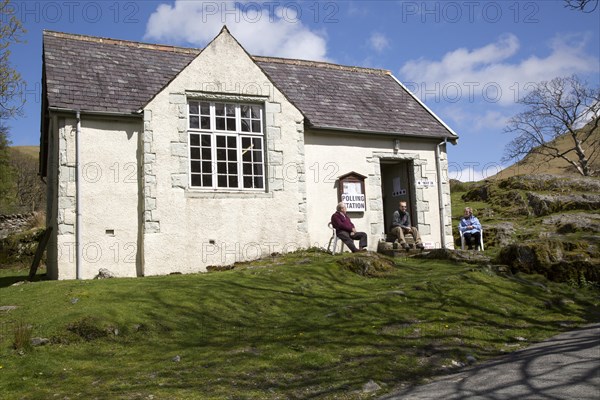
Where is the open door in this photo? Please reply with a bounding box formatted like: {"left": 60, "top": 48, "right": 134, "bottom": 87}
{"left": 380, "top": 160, "right": 416, "bottom": 236}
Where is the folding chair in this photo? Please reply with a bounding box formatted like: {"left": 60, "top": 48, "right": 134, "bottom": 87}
{"left": 327, "top": 222, "right": 344, "bottom": 254}
{"left": 460, "top": 229, "right": 484, "bottom": 250}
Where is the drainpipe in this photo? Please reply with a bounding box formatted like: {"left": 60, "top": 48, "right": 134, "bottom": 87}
{"left": 435, "top": 138, "right": 448, "bottom": 249}
{"left": 75, "top": 111, "right": 82, "bottom": 279}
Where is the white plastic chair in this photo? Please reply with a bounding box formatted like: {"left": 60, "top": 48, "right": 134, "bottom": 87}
{"left": 327, "top": 222, "right": 344, "bottom": 254}
{"left": 460, "top": 229, "right": 484, "bottom": 251}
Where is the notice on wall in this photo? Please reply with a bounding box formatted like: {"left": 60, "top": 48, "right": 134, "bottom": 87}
{"left": 342, "top": 181, "right": 361, "bottom": 195}
{"left": 392, "top": 177, "right": 406, "bottom": 197}
{"left": 342, "top": 181, "right": 365, "bottom": 211}
{"left": 342, "top": 193, "right": 366, "bottom": 212}
{"left": 416, "top": 179, "right": 435, "bottom": 189}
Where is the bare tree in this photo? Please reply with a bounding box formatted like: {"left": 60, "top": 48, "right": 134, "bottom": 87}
{"left": 564, "top": 0, "right": 599, "bottom": 12}
{"left": 1, "top": 0, "right": 25, "bottom": 118}
{"left": 0, "top": 123, "right": 13, "bottom": 212}
{"left": 503, "top": 75, "right": 600, "bottom": 177}
{"left": 1, "top": 0, "right": 26, "bottom": 213}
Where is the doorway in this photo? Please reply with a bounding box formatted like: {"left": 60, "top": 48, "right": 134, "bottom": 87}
{"left": 380, "top": 160, "right": 416, "bottom": 236}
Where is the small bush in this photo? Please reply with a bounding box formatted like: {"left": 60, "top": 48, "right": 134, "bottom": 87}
{"left": 13, "top": 320, "right": 33, "bottom": 351}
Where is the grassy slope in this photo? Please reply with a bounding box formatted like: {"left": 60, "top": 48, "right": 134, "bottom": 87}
{"left": 1, "top": 252, "right": 598, "bottom": 399}
{"left": 9, "top": 146, "right": 39, "bottom": 160}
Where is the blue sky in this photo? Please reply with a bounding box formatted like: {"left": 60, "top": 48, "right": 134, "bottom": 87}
{"left": 4, "top": 0, "right": 600, "bottom": 181}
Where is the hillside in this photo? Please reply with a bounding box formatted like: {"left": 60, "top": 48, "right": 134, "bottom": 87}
{"left": 451, "top": 174, "right": 599, "bottom": 285}
{"left": 489, "top": 121, "right": 599, "bottom": 180}
{"left": 10, "top": 146, "right": 39, "bottom": 160}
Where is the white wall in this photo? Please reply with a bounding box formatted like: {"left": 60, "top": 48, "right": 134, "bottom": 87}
{"left": 79, "top": 118, "right": 140, "bottom": 278}
{"left": 51, "top": 116, "right": 141, "bottom": 279}
{"left": 304, "top": 130, "right": 454, "bottom": 251}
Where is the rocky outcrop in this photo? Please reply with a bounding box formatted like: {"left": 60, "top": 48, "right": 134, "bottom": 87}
{"left": 496, "top": 242, "right": 599, "bottom": 283}
{"left": 542, "top": 213, "right": 600, "bottom": 234}
{"left": 337, "top": 253, "right": 395, "bottom": 277}
{"left": 451, "top": 174, "right": 599, "bottom": 284}
{"left": 461, "top": 185, "right": 492, "bottom": 202}
{"left": 483, "top": 223, "right": 515, "bottom": 247}
{"left": 498, "top": 174, "right": 600, "bottom": 192}
{"left": 526, "top": 192, "right": 600, "bottom": 217}
{"left": 412, "top": 248, "right": 490, "bottom": 264}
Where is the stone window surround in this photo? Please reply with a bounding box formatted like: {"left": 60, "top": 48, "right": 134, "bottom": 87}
{"left": 143, "top": 90, "right": 298, "bottom": 234}
{"left": 187, "top": 100, "right": 266, "bottom": 191}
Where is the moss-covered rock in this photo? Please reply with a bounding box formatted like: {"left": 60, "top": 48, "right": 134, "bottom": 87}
{"left": 412, "top": 248, "right": 491, "bottom": 264}
{"left": 542, "top": 213, "right": 600, "bottom": 234}
{"left": 484, "top": 223, "right": 516, "bottom": 247}
{"left": 337, "top": 253, "right": 395, "bottom": 277}
{"left": 496, "top": 241, "right": 599, "bottom": 284}
{"left": 461, "top": 183, "right": 492, "bottom": 202}
{"left": 526, "top": 192, "right": 600, "bottom": 217}
{"left": 498, "top": 174, "right": 600, "bottom": 192}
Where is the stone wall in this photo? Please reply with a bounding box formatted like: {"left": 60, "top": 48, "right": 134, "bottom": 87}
{"left": 0, "top": 213, "right": 35, "bottom": 239}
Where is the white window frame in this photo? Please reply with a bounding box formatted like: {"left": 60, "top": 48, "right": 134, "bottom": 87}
{"left": 188, "top": 101, "right": 265, "bottom": 191}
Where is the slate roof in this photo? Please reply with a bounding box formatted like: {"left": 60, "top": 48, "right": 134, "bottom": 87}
{"left": 42, "top": 31, "right": 457, "bottom": 140}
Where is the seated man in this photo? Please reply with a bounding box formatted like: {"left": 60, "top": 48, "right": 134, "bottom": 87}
{"left": 391, "top": 201, "right": 424, "bottom": 249}
{"left": 331, "top": 202, "right": 368, "bottom": 252}
{"left": 458, "top": 207, "right": 482, "bottom": 250}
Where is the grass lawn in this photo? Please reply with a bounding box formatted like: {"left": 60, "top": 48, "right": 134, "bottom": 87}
{"left": 0, "top": 251, "right": 598, "bottom": 399}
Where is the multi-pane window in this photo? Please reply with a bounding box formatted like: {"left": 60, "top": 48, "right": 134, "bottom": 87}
{"left": 188, "top": 101, "right": 265, "bottom": 190}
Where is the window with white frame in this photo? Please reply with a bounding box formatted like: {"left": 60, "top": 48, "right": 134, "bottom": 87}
{"left": 188, "top": 101, "right": 265, "bottom": 190}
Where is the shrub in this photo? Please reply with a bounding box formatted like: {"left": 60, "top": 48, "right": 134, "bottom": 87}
{"left": 13, "top": 320, "right": 33, "bottom": 351}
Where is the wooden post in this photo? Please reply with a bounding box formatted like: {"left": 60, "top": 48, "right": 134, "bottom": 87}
{"left": 28, "top": 227, "right": 53, "bottom": 281}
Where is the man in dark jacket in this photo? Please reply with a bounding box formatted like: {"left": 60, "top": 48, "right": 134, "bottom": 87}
{"left": 391, "top": 201, "right": 424, "bottom": 249}
{"left": 331, "top": 202, "right": 368, "bottom": 252}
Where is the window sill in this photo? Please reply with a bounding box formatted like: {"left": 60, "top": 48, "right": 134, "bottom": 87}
{"left": 184, "top": 189, "right": 273, "bottom": 199}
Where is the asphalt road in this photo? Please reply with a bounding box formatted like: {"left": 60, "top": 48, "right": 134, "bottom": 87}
{"left": 381, "top": 323, "right": 600, "bottom": 400}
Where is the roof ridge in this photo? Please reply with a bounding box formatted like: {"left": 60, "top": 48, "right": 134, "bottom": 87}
{"left": 43, "top": 30, "right": 391, "bottom": 75}
{"left": 43, "top": 30, "right": 200, "bottom": 54}
{"left": 254, "top": 56, "right": 391, "bottom": 75}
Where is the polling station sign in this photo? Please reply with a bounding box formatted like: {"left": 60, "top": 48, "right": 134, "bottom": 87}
{"left": 342, "top": 194, "right": 365, "bottom": 212}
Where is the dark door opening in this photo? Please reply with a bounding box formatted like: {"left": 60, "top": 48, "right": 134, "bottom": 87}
{"left": 380, "top": 160, "right": 416, "bottom": 237}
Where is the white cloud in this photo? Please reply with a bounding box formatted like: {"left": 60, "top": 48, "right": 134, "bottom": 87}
{"left": 448, "top": 167, "right": 488, "bottom": 182}
{"left": 400, "top": 33, "right": 599, "bottom": 106}
{"left": 144, "top": 0, "right": 328, "bottom": 61}
{"left": 451, "top": 165, "right": 509, "bottom": 182}
{"left": 369, "top": 32, "right": 389, "bottom": 53}
{"left": 442, "top": 105, "right": 511, "bottom": 132}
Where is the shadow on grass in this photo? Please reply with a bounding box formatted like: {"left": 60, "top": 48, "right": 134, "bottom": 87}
{"left": 96, "top": 259, "right": 593, "bottom": 397}
{"left": 381, "top": 323, "right": 600, "bottom": 400}
{"left": 0, "top": 274, "right": 28, "bottom": 288}
{"left": 0, "top": 271, "right": 46, "bottom": 288}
